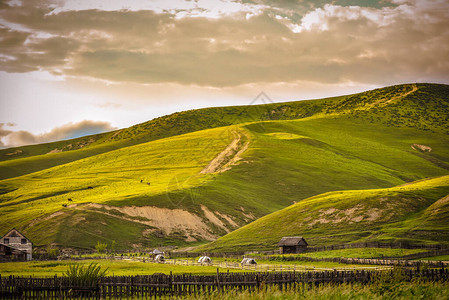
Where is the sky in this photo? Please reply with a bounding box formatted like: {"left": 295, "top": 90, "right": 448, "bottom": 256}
{"left": 0, "top": 0, "right": 448, "bottom": 148}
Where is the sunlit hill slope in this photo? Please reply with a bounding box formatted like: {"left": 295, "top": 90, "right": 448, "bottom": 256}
{"left": 199, "top": 175, "right": 449, "bottom": 252}
{"left": 0, "top": 83, "right": 448, "bottom": 250}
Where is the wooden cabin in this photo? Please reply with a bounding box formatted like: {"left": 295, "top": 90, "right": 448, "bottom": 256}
{"left": 277, "top": 236, "right": 308, "bottom": 254}
{"left": 1, "top": 228, "right": 33, "bottom": 260}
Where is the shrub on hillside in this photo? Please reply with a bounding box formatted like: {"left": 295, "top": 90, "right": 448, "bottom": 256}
{"left": 95, "top": 241, "right": 108, "bottom": 254}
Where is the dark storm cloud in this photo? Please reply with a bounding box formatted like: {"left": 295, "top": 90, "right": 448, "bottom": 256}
{"left": 0, "top": 0, "right": 448, "bottom": 87}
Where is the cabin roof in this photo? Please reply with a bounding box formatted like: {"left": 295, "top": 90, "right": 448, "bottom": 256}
{"left": 277, "top": 236, "right": 308, "bottom": 247}
{"left": 2, "top": 228, "right": 33, "bottom": 244}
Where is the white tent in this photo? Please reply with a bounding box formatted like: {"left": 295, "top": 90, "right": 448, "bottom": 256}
{"left": 241, "top": 258, "right": 257, "bottom": 265}
{"left": 198, "top": 256, "right": 212, "bottom": 265}
{"left": 154, "top": 254, "right": 165, "bottom": 263}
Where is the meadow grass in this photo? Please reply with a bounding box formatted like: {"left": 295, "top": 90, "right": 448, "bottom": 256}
{"left": 196, "top": 281, "right": 449, "bottom": 300}
{"left": 0, "top": 259, "right": 247, "bottom": 277}
{"left": 416, "top": 255, "right": 449, "bottom": 261}
{"left": 170, "top": 256, "right": 377, "bottom": 270}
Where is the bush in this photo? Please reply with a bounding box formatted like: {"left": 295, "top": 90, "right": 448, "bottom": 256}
{"left": 64, "top": 263, "right": 108, "bottom": 286}
{"left": 95, "top": 242, "right": 107, "bottom": 254}
{"left": 46, "top": 246, "right": 60, "bottom": 259}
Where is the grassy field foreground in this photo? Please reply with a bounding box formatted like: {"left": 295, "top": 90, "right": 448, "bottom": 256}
{"left": 0, "top": 258, "right": 383, "bottom": 277}
{"left": 195, "top": 282, "right": 449, "bottom": 300}
{"left": 0, "top": 259, "right": 242, "bottom": 277}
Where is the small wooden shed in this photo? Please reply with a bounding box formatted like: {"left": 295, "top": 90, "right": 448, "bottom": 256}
{"left": 277, "top": 236, "right": 308, "bottom": 254}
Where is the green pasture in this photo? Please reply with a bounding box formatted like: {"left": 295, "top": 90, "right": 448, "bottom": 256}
{"left": 0, "top": 259, "right": 246, "bottom": 277}
{"left": 416, "top": 255, "right": 449, "bottom": 261}
{"left": 0, "top": 83, "right": 448, "bottom": 250}
{"left": 196, "top": 282, "right": 449, "bottom": 300}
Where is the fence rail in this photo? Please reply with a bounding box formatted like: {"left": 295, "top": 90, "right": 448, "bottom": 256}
{"left": 53, "top": 251, "right": 449, "bottom": 270}
{"left": 1, "top": 268, "right": 448, "bottom": 299}
{"left": 260, "top": 255, "right": 449, "bottom": 268}
{"left": 168, "top": 242, "right": 449, "bottom": 259}
{"left": 163, "top": 258, "right": 388, "bottom": 272}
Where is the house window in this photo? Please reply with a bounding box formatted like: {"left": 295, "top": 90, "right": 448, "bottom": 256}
{"left": 21, "top": 239, "right": 27, "bottom": 244}
{"left": 4, "top": 238, "right": 9, "bottom": 244}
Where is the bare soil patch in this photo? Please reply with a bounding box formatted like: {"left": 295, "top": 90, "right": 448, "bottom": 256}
{"left": 86, "top": 203, "right": 217, "bottom": 241}
{"left": 200, "top": 131, "right": 249, "bottom": 174}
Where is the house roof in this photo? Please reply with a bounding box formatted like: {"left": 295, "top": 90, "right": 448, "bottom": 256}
{"left": 2, "top": 228, "right": 33, "bottom": 244}
{"left": 277, "top": 236, "right": 308, "bottom": 247}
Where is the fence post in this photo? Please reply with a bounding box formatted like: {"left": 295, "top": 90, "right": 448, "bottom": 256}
{"left": 169, "top": 271, "right": 173, "bottom": 297}
{"left": 216, "top": 268, "right": 221, "bottom": 293}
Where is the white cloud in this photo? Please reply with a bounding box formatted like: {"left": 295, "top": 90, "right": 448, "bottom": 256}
{"left": 293, "top": 4, "right": 400, "bottom": 33}
{"left": 47, "top": 0, "right": 268, "bottom": 19}
{"left": 0, "top": 120, "right": 117, "bottom": 148}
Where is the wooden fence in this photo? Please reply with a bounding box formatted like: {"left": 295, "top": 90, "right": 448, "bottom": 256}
{"left": 163, "top": 258, "right": 388, "bottom": 272}
{"left": 304, "top": 241, "right": 449, "bottom": 252}
{"left": 1, "top": 268, "right": 448, "bottom": 299}
{"left": 168, "top": 242, "right": 449, "bottom": 259}
{"left": 258, "top": 255, "right": 449, "bottom": 268}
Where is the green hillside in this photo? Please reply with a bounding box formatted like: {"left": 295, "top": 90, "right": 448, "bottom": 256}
{"left": 2, "top": 83, "right": 448, "bottom": 180}
{"left": 199, "top": 175, "right": 449, "bottom": 252}
{"left": 0, "top": 83, "right": 448, "bottom": 250}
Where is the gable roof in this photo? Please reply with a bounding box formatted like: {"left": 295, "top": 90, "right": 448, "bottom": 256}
{"left": 277, "top": 236, "right": 308, "bottom": 247}
{"left": 2, "top": 228, "right": 33, "bottom": 244}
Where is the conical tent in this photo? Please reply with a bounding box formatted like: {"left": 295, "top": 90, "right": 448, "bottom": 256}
{"left": 154, "top": 254, "right": 165, "bottom": 263}
{"left": 198, "top": 256, "right": 212, "bottom": 264}
{"left": 241, "top": 258, "right": 257, "bottom": 265}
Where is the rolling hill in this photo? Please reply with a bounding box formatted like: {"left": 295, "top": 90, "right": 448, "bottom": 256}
{"left": 2, "top": 83, "right": 448, "bottom": 180}
{"left": 0, "top": 83, "right": 448, "bottom": 250}
{"left": 198, "top": 175, "right": 449, "bottom": 252}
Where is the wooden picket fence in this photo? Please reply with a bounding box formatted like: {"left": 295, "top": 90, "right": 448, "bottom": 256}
{"left": 1, "top": 268, "right": 448, "bottom": 299}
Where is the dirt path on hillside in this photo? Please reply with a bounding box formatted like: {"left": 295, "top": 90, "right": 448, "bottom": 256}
{"left": 387, "top": 84, "right": 417, "bottom": 103}
{"left": 373, "top": 84, "right": 418, "bottom": 106}
{"left": 200, "top": 131, "right": 249, "bottom": 174}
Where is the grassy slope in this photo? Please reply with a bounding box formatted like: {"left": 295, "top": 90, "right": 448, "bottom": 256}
{"left": 199, "top": 176, "right": 449, "bottom": 252}
{"left": 0, "top": 95, "right": 339, "bottom": 180}
{"left": 2, "top": 115, "right": 447, "bottom": 249}
{"left": 1, "top": 83, "right": 448, "bottom": 250}
{"left": 0, "top": 126, "right": 241, "bottom": 248}
{"left": 3, "top": 83, "right": 447, "bottom": 181}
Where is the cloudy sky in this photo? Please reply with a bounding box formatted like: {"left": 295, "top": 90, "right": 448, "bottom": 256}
{"left": 0, "top": 0, "right": 448, "bottom": 148}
